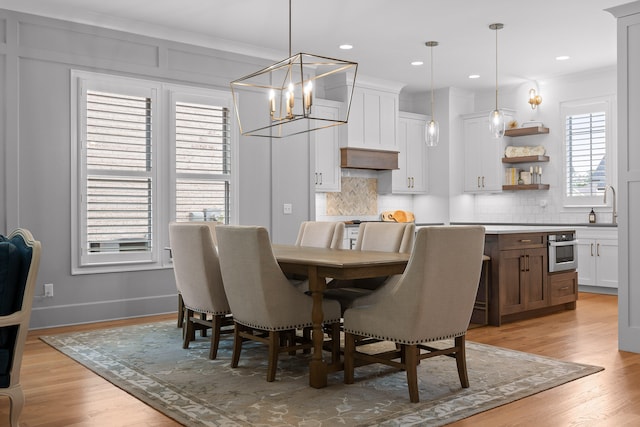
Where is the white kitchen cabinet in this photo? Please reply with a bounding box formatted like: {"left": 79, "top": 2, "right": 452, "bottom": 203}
{"left": 462, "top": 111, "right": 513, "bottom": 193}
{"left": 576, "top": 227, "right": 618, "bottom": 290}
{"left": 346, "top": 86, "right": 398, "bottom": 151}
{"left": 608, "top": 0, "right": 640, "bottom": 351}
{"left": 312, "top": 100, "right": 342, "bottom": 192}
{"left": 380, "top": 112, "right": 428, "bottom": 194}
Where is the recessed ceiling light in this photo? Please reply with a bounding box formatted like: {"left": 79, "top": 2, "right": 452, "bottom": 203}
{"left": 468, "top": 74, "right": 480, "bottom": 79}
{"left": 339, "top": 44, "right": 353, "bottom": 50}
{"left": 556, "top": 55, "right": 570, "bottom": 61}
{"left": 411, "top": 61, "right": 424, "bottom": 66}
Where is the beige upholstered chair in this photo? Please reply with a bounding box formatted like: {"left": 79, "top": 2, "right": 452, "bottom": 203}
{"left": 295, "top": 221, "right": 345, "bottom": 249}
{"left": 169, "top": 222, "right": 233, "bottom": 360}
{"left": 291, "top": 221, "right": 345, "bottom": 292}
{"left": 325, "top": 222, "right": 415, "bottom": 311}
{"left": 0, "top": 229, "right": 41, "bottom": 427}
{"left": 215, "top": 225, "right": 342, "bottom": 382}
{"left": 343, "top": 226, "right": 486, "bottom": 403}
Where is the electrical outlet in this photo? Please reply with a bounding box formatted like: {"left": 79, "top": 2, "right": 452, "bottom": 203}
{"left": 283, "top": 203, "right": 293, "bottom": 214}
{"left": 44, "top": 283, "right": 54, "bottom": 297}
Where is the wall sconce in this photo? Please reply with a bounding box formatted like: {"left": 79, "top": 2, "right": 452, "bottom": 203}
{"left": 528, "top": 88, "right": 542, "bottom": 109}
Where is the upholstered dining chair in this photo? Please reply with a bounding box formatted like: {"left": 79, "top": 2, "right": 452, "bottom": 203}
{"left": 343, "top": 226, "right": 485, "bottom": 403}
{"left": 291, "top": 221, "right": 345, "bottom": 292}
{"left": 215, "top": 225, "right": 342, "bottom": 382}
{"left": 169, "top": 222, "right": 233, "bottom": 360}
{"left": 324, "top": 222, "right": 415, "bottom": 312}
{"left": 0, "top": 228, "right": 41, "bottom": 427}
{"left": 295, "top": 221, "right": 345, "bottom": 249}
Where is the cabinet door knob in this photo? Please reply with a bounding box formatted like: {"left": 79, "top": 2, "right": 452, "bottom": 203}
{"left": 478, "top": 176, "right": 481, "bottom": 188}
{"left": 597, "top": 243, "right": 600, "bottom": 257}
{"left": 482, "top": 176, "right": 485, "bottom": 188}
{"left": 590, "top": 242, "right": 594, "bottom": 257}
{"left": 319, "top": 173, "right": 323, "bottom": 185}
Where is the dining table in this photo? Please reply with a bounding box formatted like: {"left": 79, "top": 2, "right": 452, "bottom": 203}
{"left": 272, "top": 244, "right": 410, "bottom": 388}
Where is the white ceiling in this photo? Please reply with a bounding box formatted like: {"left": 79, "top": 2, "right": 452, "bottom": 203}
{"left": 0, "top": 0, "right": 630, "bottom": 94}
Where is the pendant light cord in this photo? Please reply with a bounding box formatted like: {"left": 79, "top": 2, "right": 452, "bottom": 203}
{"left": 430, "top": 45, "right": 435, "bottom": 119}
{"left": 288, "top": 0, "right": 292, "bottom": 57}
{"left": 494, "top": 25, "right": 499, "bottom": 110}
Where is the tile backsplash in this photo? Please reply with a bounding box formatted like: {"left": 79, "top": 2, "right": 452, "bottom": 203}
{"left": 326, "top": 177, "right": 377, "bottom": 216}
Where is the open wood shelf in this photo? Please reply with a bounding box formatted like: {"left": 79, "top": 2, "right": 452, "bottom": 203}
{"left": 505, "top": 126, "right": 550, "bottom": 137}
{"left": 502, "top": 155, "right": 550, "bottom": 164}
{"left": 502, "top": 184, "right": 550, "bottom": 191}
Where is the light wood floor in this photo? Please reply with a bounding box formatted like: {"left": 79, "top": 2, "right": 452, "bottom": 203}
{"left": 1, "top": 293, "right": 639, "bottom": 426}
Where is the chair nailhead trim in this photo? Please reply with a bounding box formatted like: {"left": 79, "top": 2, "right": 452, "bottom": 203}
{"left": 342, "top": 329, "right": 465, "bottom": 345}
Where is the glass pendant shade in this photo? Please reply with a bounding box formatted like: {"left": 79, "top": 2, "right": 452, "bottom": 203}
{"left": 489, "top": 23, "right": 504, "bottom": 139}
{"left": 489, "top": 109, "right": 505, "bottom": 138}
{"left": 425, "top": 41, "right": 439, "bottom": 146}
{"left": 425, "top": 119, "right": 439, "bottom": 147}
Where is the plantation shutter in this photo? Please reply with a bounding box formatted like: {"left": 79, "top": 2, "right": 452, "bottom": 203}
{"left": 565, "top": 111, "right": 606, "bottom": 198}
{"left": 85, "top": 90, "right": 153, "bottom": 254}
{"left": 174, "top": 101, "right": 231, "bottom": 223}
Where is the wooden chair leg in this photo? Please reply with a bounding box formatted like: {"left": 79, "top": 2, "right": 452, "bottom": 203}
{"left": 404, "top": 344, "right": 420, "bottom": 403}
{"left": 455, "top": 335, "right": 470, "bottom": 388}
{"left": 330, "top": 322, "right": 341, "bottom": 365}
{"left": 183, "top": 309, "right": 194, "bottom": 349}
{"left": 200, "top": 313, "right": 208, "bottom": 337}
{"left": 177, "top": 293, "right": 184, "bottom": 328}
{"left": 344, "top": 332, "right": 356, "bottom": 384}
{"left": 267, "top": 331, "right": 279, "bottom": 382}
{"left": 209, "top": 315, "right": 223, "bottom": 360}
{"left": 302, "top": 327, "right": 311, "bottom": 354}
{"left": 8, "top": 387, "right": 24, "bottom": 427}
{"left": 231, "top": 323, "right": 243, "bottom": 368}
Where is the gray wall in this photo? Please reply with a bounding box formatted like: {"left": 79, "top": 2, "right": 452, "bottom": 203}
{"left": 0, "top": 9, "right": 313, "bottom": 328}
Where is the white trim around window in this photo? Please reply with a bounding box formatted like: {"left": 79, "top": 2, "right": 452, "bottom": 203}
{"left": 560, "top": 95, "right": 616, "bottom": 208}
{"left": 71, "top": 70, "right": 238, "bottom": 274}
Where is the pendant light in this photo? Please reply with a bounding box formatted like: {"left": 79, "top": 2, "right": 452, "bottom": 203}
{"left": 230, "top": 0, "right": 358, "bottom": 138}
{"left": 489, "top": 23, "right": 505, "bottom": 138}
{"left": 425, "top": 41, "right": 439, "bottom": 147}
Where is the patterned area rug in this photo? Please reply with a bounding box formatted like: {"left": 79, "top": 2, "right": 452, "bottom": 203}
{"left": 41, "top": 321, "right": 602, "bottom": 426}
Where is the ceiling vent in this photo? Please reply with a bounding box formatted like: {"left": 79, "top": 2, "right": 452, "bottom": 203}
{"left": 340, "top": 147, "right": 399, "bottom": 170}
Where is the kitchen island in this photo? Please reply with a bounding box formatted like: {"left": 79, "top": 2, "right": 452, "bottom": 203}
{"left": 482, "top": 226, "right": 578, "bottom": 326}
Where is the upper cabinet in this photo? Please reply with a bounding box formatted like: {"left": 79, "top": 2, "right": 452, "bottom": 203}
{"left": 324, "top": 75, "right": 404, "bottom": 152}
{"left": 380, "top": 112, "right": 429, "bottom": 194}
{"left": 312, "top": 100, "right": 342, "bottom": 192}
{"left": 346, "top": 86, "right": 399, "bottom": 151}
{"left": 462, "top": 111, "right": 514, "bottom": 193}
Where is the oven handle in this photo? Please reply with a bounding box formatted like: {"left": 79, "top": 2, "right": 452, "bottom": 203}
{"left": 548, "top": 240, "right": 578, "bottom": 247}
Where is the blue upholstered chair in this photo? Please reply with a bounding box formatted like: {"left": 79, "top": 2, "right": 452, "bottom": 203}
{"left": 0, "top": 229, "right": 41, "bottom": 427}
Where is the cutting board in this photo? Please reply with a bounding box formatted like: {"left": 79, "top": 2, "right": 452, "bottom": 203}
{"left": 380, "top": 210, "right": 415, "bottom": 223}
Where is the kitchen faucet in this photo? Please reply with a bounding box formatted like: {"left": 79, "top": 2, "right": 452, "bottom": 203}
{"left": 604, "top": 184, "right": 617, "bottom": 224}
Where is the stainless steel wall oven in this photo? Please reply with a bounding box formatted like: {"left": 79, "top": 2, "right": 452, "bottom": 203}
{"left": 548, "top": 232, "right": 578, "bottom": 272}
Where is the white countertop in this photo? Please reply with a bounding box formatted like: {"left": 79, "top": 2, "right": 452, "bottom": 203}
{"left": 481, "top": 225, "right": 577, "bottom": 234}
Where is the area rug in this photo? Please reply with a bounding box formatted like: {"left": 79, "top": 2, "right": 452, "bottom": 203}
{"left": 41, "top": 321, "right": 602, "bottom": 426}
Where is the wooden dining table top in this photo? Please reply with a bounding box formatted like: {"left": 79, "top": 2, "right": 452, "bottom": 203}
{"left": 272, "top": 244, "right": 410, "bottom": 268}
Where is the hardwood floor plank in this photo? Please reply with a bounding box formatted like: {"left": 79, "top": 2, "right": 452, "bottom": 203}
{"left": 2, "top": 295, "right": 639, "bottom": 426}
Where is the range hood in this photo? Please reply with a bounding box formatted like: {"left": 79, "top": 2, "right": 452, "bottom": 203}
{"left": 340, "top": 147, "right": 399, "bottom": 170}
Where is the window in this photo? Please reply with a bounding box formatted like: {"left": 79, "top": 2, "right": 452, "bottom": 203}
{"left": 561, "top": 97, "right": 613, "bottom": 206}
{"left": 72, "top": 72, "right": 236, "bottom": 274}
{"left": 171, "top": 93, "right": 232, "bottom": 224}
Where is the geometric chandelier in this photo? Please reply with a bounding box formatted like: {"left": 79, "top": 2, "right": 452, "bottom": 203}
{"left": 230, "top": 0, "right": 358, "bottom": 138}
